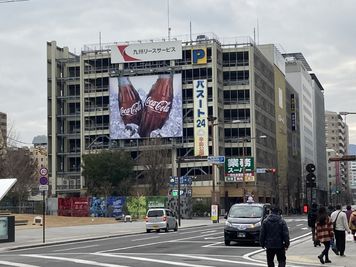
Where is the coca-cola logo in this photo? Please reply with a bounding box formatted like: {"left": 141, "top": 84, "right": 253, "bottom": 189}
{"left": 144, "top": 97, "right": 171, "bottom": 113}
{"left": 120, "top": 101, "right": 142, "bottom": 116}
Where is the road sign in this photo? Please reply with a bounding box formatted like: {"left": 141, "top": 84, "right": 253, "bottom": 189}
{"left": 39, "top": 167, "right": 48, "bottom": 176}
{"left": 169, "top": 176, "right": 192, "bottom": 186}
{"left": 39, "top": 185, "right": 48, "bottom": 191}
{"left": 39, "top": 176, "right": 48, "bottom": 185}
{"left": 207, "top": 156, "right": 225, "bottom": 164}
{"left": 256, "top": 168, "right": 266, "bottom": 173}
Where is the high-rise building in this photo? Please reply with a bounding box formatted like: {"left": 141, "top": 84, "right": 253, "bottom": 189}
{"left": 259, "top": 45, "right": 302, "bottom": 211}
{"left": 47, "top": 35, "right": 304, "bottom": 211}
{"left": 325, "top": 111, "right": 349, "bottom": 203}
{"left": 311, "top": 74, "right": 328, "bottom": 204}
{"left": 0, "top": 111, "right": 6, "bottom": 148}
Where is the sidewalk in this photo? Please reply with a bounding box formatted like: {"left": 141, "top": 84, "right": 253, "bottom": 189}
{"left": 252, "top": 235, "right": 356, "bottom": 267}
{"left": 0, "top": 218, "right": 211, "bottom": 251}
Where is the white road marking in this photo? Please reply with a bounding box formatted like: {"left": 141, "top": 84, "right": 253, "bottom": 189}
{"left": 94, "top": 252, "right": 215, "bottom": 267}
{"left": 54, "top": 244, "right": 99, "bottom": 252}
{"left": 98, "top": 232, "right": 220, "bottom": 253}
{"left": 301, "top": 227, "right": 309, "bottom": 230}
{"left": 200, "top": 230, "right": 216, "bottom": 234}
{"left": 204, "top": 236, "right": 222, "bottom": 240}
{"left": 296, "top": 223, "right": 304, "bottom": 227}
{"left": 0, "top": 261, "right": 39, "bottom": 267}
{"left": 169, "top": 254, "right": 266, "bottom": 266}
{"left": 21, "top": 255, "right": 130, "bottom": 267}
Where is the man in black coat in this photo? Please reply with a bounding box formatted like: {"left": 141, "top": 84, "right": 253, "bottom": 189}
{"left": 260, "top": 206, "right": 290, "bottom": 267}
{"left": 307, "top": 203, "right": 320, "bottom": 247}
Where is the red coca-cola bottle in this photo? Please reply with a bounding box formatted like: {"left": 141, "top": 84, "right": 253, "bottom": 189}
{"left": 139, "top": 74, "right": 173, "bottom": 137}
{"left": 118, "top": 77, "right": 143, "bottom": 126}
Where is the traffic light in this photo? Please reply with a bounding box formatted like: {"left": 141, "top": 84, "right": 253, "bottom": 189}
{"left": 303, "top": 203, "right": 309, "bottom": 213}
{"left": 265, "top": 168, "right": 276, "bottom": 174}
{"left": 306, "top": 163, "right": 316, "bottom": 188}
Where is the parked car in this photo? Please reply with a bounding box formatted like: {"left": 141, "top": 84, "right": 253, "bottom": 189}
{"left": 224, "top": 203, "right": 271, "bottom": 245}
{"left": 145, "top": 208, "right": 178, "bottom": 233}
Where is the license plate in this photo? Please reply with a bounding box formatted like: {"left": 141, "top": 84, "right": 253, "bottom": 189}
{"left": 237, "top": 232, "right": 246, "bottom": 238}
{"left": 152, "top": 225, "right": 159, "bottom": 229}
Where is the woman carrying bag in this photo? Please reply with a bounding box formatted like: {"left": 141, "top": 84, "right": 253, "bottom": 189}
{"left": 315, "top": 206, "right": 334, "bottom": 264}
{"left": 349, "top": 209, "right": 356, "bottom": 242}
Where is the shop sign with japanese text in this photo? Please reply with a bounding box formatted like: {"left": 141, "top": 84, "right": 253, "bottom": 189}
{"left": 193, "top": 79, "right": 208, "bottom": 156}
{"left": 111, "top": 40, "right": 182, "bottom": 63}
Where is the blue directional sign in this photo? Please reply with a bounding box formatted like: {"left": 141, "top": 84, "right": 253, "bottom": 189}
{"left": 208, "top": 156, "right": 225, "bottom": 164}
{"left": 169, "top": 176, "right": 192, "bottom": 186}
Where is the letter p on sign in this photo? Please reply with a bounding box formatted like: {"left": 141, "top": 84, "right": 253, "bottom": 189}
{"left": 192, "top": 48, "right": 207, "bottom": 64}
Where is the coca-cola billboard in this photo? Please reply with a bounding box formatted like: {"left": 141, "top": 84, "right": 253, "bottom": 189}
{"left": 109, "top": 74, "right": 182, "bottom": 139}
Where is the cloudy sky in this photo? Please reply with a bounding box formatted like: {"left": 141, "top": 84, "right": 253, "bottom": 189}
{"left": 1, "top": 0, "right": 356, "bottom": 145}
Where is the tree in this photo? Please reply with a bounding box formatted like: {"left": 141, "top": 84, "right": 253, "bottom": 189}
{"left": 138, "top": 139, "right": 171, "bottom": 196}
{"left": 1, "top": 147, "right": 38, "bottom": 212}
{"left": 82, "top": 150, "right": 134, "bottom": 196}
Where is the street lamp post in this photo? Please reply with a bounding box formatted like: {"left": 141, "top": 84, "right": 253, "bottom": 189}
{"left": 235, "top": 134, "right": 267, "bottom": 203}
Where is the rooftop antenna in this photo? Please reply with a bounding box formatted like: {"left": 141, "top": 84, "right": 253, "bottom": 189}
{"left": 167, "top": 0, "right": 171, "bottom": 41}
{"left": 253, "top": 27, "right": 256, "bottom": 44}
{"left": 257, "top": 18, "right": 260, "bottom": 44}
{"left": 190, "top": 21, "right": 192, "bottom": 43}
{"left": 99, "top": 31, "right": 102, "bottom": 50}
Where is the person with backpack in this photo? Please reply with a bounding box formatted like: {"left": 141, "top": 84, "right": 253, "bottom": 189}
{"left": 315, "top": 206, "right": 334, "bottom": 264}
{"left": 308, "top": 203, "right": 320, "bottom": 247}
{"left": 349, "top": 209, "right": 356, "bottom": 242}
{"left": 330, "top": 204, "right": 351, "bottom": 256}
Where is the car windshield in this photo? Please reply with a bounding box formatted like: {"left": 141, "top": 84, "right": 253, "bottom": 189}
{"left": 229, "top": 206, "right": 263, "bottom": 218}
{"left": 147, "top": 210, "right": 164, "bottom": 217}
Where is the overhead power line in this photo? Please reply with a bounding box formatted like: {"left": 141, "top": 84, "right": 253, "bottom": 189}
{"left": 0, "top": 0, "right": 29, "bottom": 4}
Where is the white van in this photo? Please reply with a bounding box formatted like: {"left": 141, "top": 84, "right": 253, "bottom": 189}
{"left": 145, "top": 208, "right": 178, "bottom": 233}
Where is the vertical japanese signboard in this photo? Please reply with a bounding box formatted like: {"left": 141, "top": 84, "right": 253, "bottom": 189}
{"left": 193, "top": 80, "right": 208, "bottom": 156}
{"left": 291, "top": 94, "right": 296, "bottom": 131}
{"left": 224, "top": 157, "right": 255, "bottom": 182}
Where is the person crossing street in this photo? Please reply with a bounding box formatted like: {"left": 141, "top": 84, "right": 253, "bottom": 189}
{"left": 260, "top": 206, "right": 290, "bottom": 267}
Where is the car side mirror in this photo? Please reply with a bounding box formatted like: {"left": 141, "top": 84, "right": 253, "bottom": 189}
{"left": 224, "top": 215, "right": 228, "bottom": 219}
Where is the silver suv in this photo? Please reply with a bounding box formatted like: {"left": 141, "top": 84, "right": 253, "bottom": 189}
{"left": 145, "top": 208, "right": 178, "bottom": 233}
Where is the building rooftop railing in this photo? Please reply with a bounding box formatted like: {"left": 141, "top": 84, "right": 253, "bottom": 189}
{"left": 82, "top": 33, "right": 255, "bottom": 53}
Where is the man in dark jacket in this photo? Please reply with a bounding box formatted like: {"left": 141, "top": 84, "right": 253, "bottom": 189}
{"left": 307, "top": 203, "right": 320, "bottom": 247}
{"left": 260, "top": 206, "right": 290, "bottom": 267}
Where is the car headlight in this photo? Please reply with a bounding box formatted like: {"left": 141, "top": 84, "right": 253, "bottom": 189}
{"left": 251, "top": 221, "right": 261, "bottom": 228}
{"left": 225, "top": 220, "right": 233, "bottom": 227}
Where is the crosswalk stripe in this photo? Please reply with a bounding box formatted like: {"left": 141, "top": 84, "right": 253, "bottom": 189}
{"left": 94, "top": 252, "right": 215, "bottom": 267}
{"left": 168, "top": 254, "right": 266, "bottom": 266}
{"left": 21, "top": 255, "right": 129, "bottom": 267}
{"left": 0, "top": 261, "right": 39, "bottom": 267}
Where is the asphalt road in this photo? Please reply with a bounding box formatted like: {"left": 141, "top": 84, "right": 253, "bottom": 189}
{"left": 0, "top": 216, "right": 310, "bottom": 267}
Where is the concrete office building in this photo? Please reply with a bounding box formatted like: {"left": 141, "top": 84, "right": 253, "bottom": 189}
{"left": 259, "top": 45, "right": 302, "bottom": 211}
{"left": 325, "top": 111, "right": 350, "bottom": 203}
{"left": 326, "top": 148, "right": 338, "bottom": 204}
{"left": 311, "top": 74, "right": 328, "bottom": 205}
{"left": 48, "top": 34, "right": 305, "bottom": 210}
{"left": 283, "top": 53, "right": 315, "bottom": 204}
{"left": 349, "top": 160, "right": 356, "bottom": 203}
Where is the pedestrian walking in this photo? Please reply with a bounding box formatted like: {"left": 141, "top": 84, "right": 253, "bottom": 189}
{"left": 345, "top": 205, "right": 352, "bottom": 223}
{"left": 260, "top": 206, "right": 290, "bottom": 267}
{"left": 327, "top": 205, "right": 334, "bottom": 216}
{"left": 308, "top": 203, "right": 320, "bottom": 247}
{"left": 349, "top": 209, "right": 356, "bottom": 242}
{"left": 330, "top": 204, "right": 351, "bottom": 256}
{"left": 315, "top": 206, "right": 334, "bottom": 264}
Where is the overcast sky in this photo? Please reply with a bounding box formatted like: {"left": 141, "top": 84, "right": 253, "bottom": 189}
{"left": 1, "top": 0, "right": 356, "bottom": 146}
